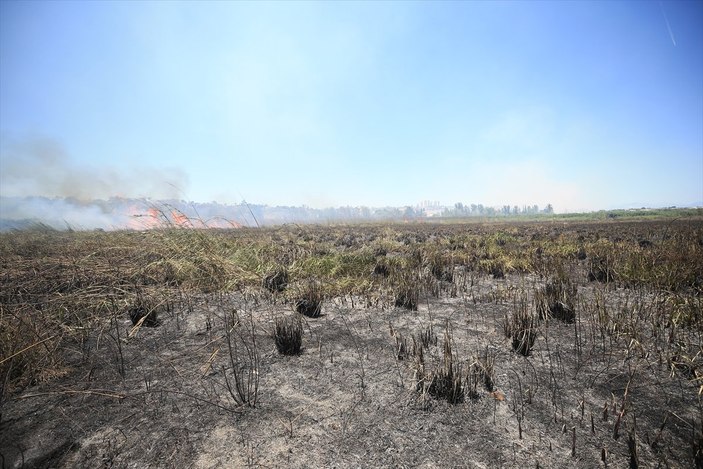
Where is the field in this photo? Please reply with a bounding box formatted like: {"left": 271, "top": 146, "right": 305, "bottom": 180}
{"left": 1, "top": 217, "right": 702, "bottom": 468}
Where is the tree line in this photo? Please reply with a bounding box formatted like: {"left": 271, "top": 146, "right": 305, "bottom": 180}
{"left": 442, "top": 203, "right": 554, "bottom": 217}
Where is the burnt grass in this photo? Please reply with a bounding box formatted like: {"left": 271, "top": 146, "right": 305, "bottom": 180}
{"left": 1, "top": 218, "right": 702, "bottom": 468}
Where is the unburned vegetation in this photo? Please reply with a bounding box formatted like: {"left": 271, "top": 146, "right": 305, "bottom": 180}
{"left": 1, "top": 217, "right": 702, "bottom": 467}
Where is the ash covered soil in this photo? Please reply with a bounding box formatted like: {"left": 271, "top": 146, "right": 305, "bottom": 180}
{"left": 2, "top": 277, "right": 700, "bottom": 468}
{"left": 1, "top": 219, "right": 702, "bottom": 468}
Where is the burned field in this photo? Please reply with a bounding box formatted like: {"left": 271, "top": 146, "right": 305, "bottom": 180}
{"left": 1, "top": 218, "right": 702, "bottom": 468}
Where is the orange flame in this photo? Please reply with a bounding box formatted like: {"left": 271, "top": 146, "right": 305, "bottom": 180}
{"left": 124, "top": 205, "right": 162, "bottom": 230}
{"left": 121, "top": 204, "right": 242, "bottom": 231}
{"left": 171, "top": 210, "right": 190, "bottom": 227}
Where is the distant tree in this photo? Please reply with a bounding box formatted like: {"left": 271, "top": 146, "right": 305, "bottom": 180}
{"left": 513, "top": 205, "right": 519, "bottom": 215}
{"left": 470, "top": 203, "right": 478, "bottom": 214}
{"left": 455, "top": 202, "right": 464, "bottom": 213}
{"left": 543, "top": 204, "right": 554, "bottom": 214}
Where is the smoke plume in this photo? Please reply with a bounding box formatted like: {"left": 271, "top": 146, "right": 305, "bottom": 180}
{"left": 0, "top": 136, "right": 188, "bottom": 201}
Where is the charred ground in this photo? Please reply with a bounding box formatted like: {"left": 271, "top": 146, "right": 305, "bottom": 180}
{"left": 1, "top": 218, "right": 702, "bottom": 468}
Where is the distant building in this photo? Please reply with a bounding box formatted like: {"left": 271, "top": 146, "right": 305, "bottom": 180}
{"left": 418, "top": 200, "right": 441, "bottom": 209}
{"left": 416, "top": 201, "right": 446, "bottom": 217}
{"left": 423, "top": 207, "right": 446, "bottom": 217}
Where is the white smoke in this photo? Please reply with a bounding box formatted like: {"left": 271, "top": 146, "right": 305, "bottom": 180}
{"left": 0, "top": 135, "right": 188, "bottom": 201}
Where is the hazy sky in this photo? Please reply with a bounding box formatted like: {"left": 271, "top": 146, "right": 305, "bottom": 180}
{"left": 1, "top": 0, "right": 701, "bottom": 212}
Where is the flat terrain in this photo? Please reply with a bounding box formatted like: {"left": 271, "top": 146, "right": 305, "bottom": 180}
{"left": 1, "top": 218, "right": 702, "bottom": 467}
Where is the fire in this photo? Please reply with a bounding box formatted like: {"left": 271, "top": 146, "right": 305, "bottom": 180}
{"left": 124, "top": 204, "right": 162, "bottom": 230}
{"left": 121, "top": 202, "right": 242, "bottom": 230}
{"left": 171, "top": 210, "right": 190, "bottom": 227}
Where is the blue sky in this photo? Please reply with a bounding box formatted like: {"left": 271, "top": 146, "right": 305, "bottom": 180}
{"left": 1, "top": 0, "right": 701, "bottom": 212}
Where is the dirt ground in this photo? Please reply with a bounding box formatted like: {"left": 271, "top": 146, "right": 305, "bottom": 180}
{"left": 1, "top": 270, "right": 700, "bottom": 468}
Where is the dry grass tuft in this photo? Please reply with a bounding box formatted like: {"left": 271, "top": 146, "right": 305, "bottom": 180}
{"left": 273, "top": 316, "right": 303, "bottom": 355}
{"left": 295, "top": 281, "right": 323, "bottom": 318}
{"left": 415, "top": 326, "right": 464, "bottom": 404}
{"left": 535, "top": 276, "right": 577, "bottom": 323}
{"left": 394, "top": 272, "right": 420, "bottom": 311}
{"left": 588, "top": 256, "right": 615, "bottom": 283}
{"left": 504, "top": 295, "right": 537, "bottom": 356}
{"left": 416, "top": 324, "right": 437, "bottom": 349}
{"left": 263, "top": 270, "right": 289, "bottom": 293}
{"left": 128, "top": 292, "right": 160, "bottom": 327}
{"left": 372, "top": 263, "right": 390, "bottom": 278}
